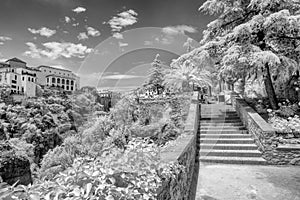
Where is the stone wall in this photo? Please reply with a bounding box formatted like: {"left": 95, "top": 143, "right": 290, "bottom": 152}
{"left": 231, "top": 94, "right": 300, "bottom": 165}
{"left": 157, "top": 92, "right": 199, "bottom": 200}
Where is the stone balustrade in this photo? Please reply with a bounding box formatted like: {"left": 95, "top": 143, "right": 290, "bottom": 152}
{"left": 157, "top": 92, "right": 199, "bottom": 200}
{"left": 231, "top": 93, "right": 300, "bottom": 165}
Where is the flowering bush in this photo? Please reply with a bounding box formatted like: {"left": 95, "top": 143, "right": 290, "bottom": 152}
{"left": 268, "top": 111, "right": 300, "bottom": 135}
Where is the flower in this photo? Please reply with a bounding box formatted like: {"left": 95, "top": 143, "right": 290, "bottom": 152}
{"left": 267, "top": 109, "right": 272, "bottom": 113}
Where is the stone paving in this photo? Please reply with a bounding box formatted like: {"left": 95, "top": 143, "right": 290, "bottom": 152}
{"left": 195, "top": 163, "right": 300, "bottom": 200}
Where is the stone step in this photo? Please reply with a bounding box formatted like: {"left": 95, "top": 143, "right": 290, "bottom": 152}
{"left": 199, "top": 156, "right": 266, "bottom": 165}
{"left": 201, "top": 119, "right": 242, "bottom": 123}
{"left": 200, "top": 134, "right": 251, "bottom": 138}
{"left": 200, "top": 126, "right": 246, "bottom": 130}
{"left": 200, "top": 144, "right": 258, "bottom": 150}
{"left": 200, "top": 122, "right": 244, "bottom": 126}
{"left": 200, "top": 113, "right": 238, "bottom": 116}
{"left": 200, "top": 130, "right": 248, "bottom": 134}
{"left": 199, "top": 149, "right": 262, "bottom": 157}
{"left": 200, "top": 138, "right": 254, "bottom": 144}
{"left": 201, "top": 117, "right": 241, "bottom": 120}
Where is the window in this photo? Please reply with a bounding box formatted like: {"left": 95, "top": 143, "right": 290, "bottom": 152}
{"left": 62, "top": 85, "right": 65, "bottom": 89}
{"left": 22, "top": 77, "right": 24, "bottom": 81}
{"left": 12, "top": 69, "right": 14, "bottom": 73}
{"left": 71, "top": 80, "right": 74, "bottom": 85}
{"left": 15, "top": 75, "right": 17, "bottom": 80}
{"left": 32, "top": 78, "right": 34, "bottom": 82}
{"left": 66, "top": 80, "right": 69, "bottom": 85}
{"left": 71, "top": 86, "right": 73, "bottom": 91}
{"left": 66, "top": 86, "right": 69, "bottom": 90}
{"left": 28, "top": 77, "right": 30, "bottom": 81}
{"left": 57, "top": 78, "right": 60, "bottom": 84}
{"left": 22, "top": 87, "right": 24, "bottom": 92}
{"left": 52, "top": 77, "right": 55, "bottom": 83}
{"left": 47, "top": 78, "right": 49, "bottom": 83}
{"left": 62, "top": 79, "right": 65, "bottom": 84}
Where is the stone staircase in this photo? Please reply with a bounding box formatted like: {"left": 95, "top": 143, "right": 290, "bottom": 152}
{"left": 198, "top": 103, "right": 266, "bottom": 165}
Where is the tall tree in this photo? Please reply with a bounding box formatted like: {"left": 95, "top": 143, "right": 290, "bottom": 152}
{"left": 198, "top": 0, "right": 300, "bottom": 109}
{"left": 163, "top": 59, "right": 212, "bottom": 92}
{"left": 143, "top": 54, "right": 165, "bottom": 93}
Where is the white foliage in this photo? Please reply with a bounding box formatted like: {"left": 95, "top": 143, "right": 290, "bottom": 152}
{"left": 250, "top": 51, "right": 281, "bottom": 68}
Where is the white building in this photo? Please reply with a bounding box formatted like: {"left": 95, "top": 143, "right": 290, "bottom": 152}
{"left": 0, "top": 57, "right": 80, "bottom": 97}
{"left": 0, "top": 58, "right": 38, "bottom": 97}
{"left": 37, "top": 65, "right": 80, "bottom": 92}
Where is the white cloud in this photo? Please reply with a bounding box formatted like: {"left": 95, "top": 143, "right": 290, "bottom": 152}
{"left": 65, "top": 16, "right": 71, "bottom": 23}
{"left": 72, "top": 6, "right": 86, "bottom": 13}
{"left": 28, "top": 27, "right": 56, "bottom": 37}
{"left": 0, "top": 36, "right": 12, "bottom": 41}
{"left": 144, "top": 40, "right": 153, "bottom": 46}
{"left": 24, "top": 41, "right": 93, "bottom": 60}
{"left": 154, "top": 36, "right": 173, "bottom": 45}
{"left": 118, "top": 41, "right": 128, "bottom": 48}
{"left": 102, "top": 74, "right": 142, "bottom": 80}
{"left": 86, "top": 26, "right": 100, "bottom": 37}
{"left": 77, "top": 32, "right": 88, "bottom": 40}
{"left": 52, "top": 65, "right": 66, "bottom": 69}
{"left": 107, "top": 9, "right": 138, "bottom": 32}
{"left": 162, "top": 25, "right": 197, "bottom": 35}
{"left": 112, "top": 32, "right": 123, "bottom": 39}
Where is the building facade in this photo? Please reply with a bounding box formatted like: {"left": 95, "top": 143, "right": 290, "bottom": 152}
{"left": 0, "top": 57, "right": 80, "bottom": 97}
{"left": 37, "top": 65, "right": 80, "bottom": 92}
{"left": 0, "top": 58, "right": 38, "bottom": 97}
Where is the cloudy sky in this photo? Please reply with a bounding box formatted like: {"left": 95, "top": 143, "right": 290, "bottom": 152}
{"left": 0, "top": 0, "right": 213, "bottom": 89}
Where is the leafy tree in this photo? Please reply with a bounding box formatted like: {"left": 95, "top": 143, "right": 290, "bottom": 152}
{"left": 143, "top": 54, "right": 165, "bottom": 93}
{"left": 163, "top": 59, "right": 212, "bottom": 92}
{"left": 198, "top": 0, "right": 300, "bottom": 109}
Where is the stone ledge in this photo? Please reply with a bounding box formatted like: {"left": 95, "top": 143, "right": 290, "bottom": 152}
{"left": 157, "top": 91, "right": 199, "bottom": 200}
{"left": 276, "top": 144, "right": 300, "bottom": 151}
{"left": 235, "top": 98, "right": 275, "bottom": 133}
{"left": 161, "top": 135, "right": 195, "bottom": 163}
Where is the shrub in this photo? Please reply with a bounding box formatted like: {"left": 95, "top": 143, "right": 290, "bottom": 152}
{"left": 2, "top": 138, "right": 184, "bottom": 200}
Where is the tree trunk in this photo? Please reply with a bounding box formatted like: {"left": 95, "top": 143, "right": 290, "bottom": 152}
{"left": 264, "top": 63, "right": 279, "bottom": 110}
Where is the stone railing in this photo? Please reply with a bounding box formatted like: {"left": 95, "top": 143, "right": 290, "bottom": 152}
{"left": 157, "top": 92, "right": 199, "bottom": 200}
{"left": 231, "top": 93, "right": 300, "bottom": 165}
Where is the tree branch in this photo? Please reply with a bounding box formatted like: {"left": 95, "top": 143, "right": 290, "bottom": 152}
{"left": 276, "top": 35, "right": 300, "bottom": 40}
{"left": 221, "top": 10, "right": 257, "bottom": 29}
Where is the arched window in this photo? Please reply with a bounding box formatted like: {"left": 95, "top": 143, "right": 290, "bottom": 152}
{"left": 52, "top": 77, "right": 55, "bottom": 83}
{"left": 57, "top": 78, "right": 60, "bottom": 84}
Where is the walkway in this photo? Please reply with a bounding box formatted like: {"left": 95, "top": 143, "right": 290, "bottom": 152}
{"left": 193, "top": 103, "right": 300, "bottom": 200}
{"left": 199, "top": 103, "right": 266, "bottom": 164}
{"left": 195, "top": 163, "right": 300, "bottom": 200}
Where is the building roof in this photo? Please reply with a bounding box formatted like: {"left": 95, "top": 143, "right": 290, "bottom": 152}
{"left": 0, "top": 62, "right": 10, "bottom": 68}
{"left": 37, "top": 65, "right": 72, "bottom": 72}
{"left": 6, "top": 57, "right": 27, "bottom": 64}
{"left": 45, "top": 74, "right": 76, "bottom": 80}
